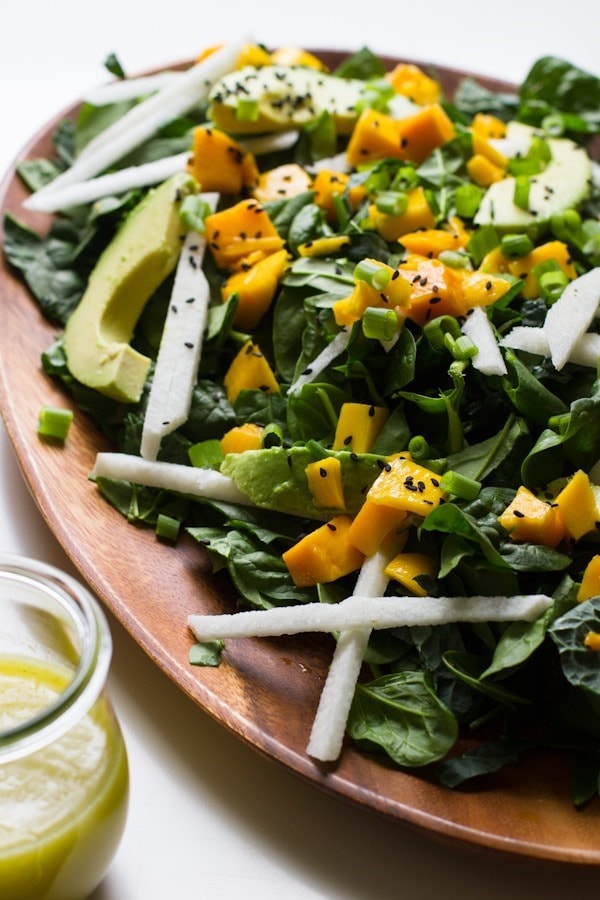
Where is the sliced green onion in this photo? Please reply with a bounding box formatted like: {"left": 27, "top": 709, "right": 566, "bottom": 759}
{"left": 353, "top": 258, "right": 391, "bottom": 290}
{"left": 438, "top": 249, "right": 471, "bottom": 269}
{"left": 262, "top": 423, "right": 284, "bottom": 448}
{"left": 440, "top": 470, "right": 481, "bottom": 500}
{"left": 454, "top": 183, "right": 484, "bottom": 219}
{"left": 542, "top": 113, "right": 565, "bottom": 137}
{"left": 423, "top": 315, "right": 461, "bottom": 351}
{"left": 392, "top": 165, "right": 418, "bottom": 192}
{"left": 361, "top": 307, "right": 399, "bottom": 341}
{"left": 179, "top": 195, "right": 212, "bottom": 231}
{"left": 538, "top": 269, "right": 569, "bottom": 304}
{"left": 407, "top": 435, "right": 431, "bottom": 459}
{"left": 550, "top": 208, "right": 582, "bottom": 242}
{"left": 235, "top": 98, "right": 259, "bottom": 122}
{"left": 37, "top": 405, "right": 73, "bottom": 441}
{"left": 466, "top": 224, "right": 500, "bottom": 267}
{"left": 500, "top": 233, "right": 534, "bottom": 258}
{"left": 188, "top": 439, "right": 225, "bottom": 469}
{"left": 356, "top": 77, "right": 395, "bottom": 114}
{"left": 374, "top": 190, "right": 408, "bottom": 217}
{"left": 156, "top": 514, "right": 181, "bottom": 542}
{"left": 444, "top": 332, "right": 478, "bottom": 361}
{"left": 513, "top": 175, "right": 531, "bottom": 211}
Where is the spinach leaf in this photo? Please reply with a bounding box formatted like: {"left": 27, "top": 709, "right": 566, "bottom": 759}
{"left": 518, "top": 56, "right": 600, "bottom": 134}
{"left": 347, "top": 670, "right": 458, "bottom": 766}
{"left": 549, "top": 597, "right": 600, "bottom": 696}
{"left": 437, "top": 739, "right": 525, "bottom": 788}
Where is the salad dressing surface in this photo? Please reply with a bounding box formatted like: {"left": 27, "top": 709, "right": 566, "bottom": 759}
{"left": 0, "top": 658, "right": 128, "bottom": 900}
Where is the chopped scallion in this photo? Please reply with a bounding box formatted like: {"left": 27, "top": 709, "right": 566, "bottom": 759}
{"left": 374, "top": 190, "right": 408, "bottom": 217}
{"left": 454, "top": 183, "right": 484, "bottom": 219}
{"left": 179, "top": 195, "right": 213, "bottom": 232}
{"left": 361, "top": 306, "right": 399, "bottom": 341}
{"left": 353, "top": 258, "right": 391, "bottom": 290}
{"left": 156, "top": 514, "right": 181, "bottom": 542}
{"left": 466, "top": 224, "right": 499, "bottom": 266}
{"left": 37, "top": 405, "right": 73, "bottom": 441}
{"left": 513, "top": 174, "right": 531, "bottom": 210}
{"left": 500, "top": 233, "right": 534, "bottom": 258}
{"left": 440, "top": 470, "right": 481, "bottom": 500}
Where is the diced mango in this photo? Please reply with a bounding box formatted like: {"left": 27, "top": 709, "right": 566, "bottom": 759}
{"left": 498, "top": 485, "right": 564, "bottom": 548}
{"left": 251, "top": 163, "right": 312, "bottom": 203}
{"left": 235, "top": 43, "right": 273, "bottom": 69}
{"left": 577, "top": 555, "right": 600, "bottom": 602}
{"left": 399, "top": 254, "right": 466, "bottom": 325}
{"left": 471, "top": 131, "right": 508, "bottom": 169}
{"left": 467, "top": 154, "right": 506, "bottom": 187}
{"left": 506, "top": 240, "right": 578, "bottom": 299}
{"left": 270, "top": 46, "right": 328, "bottom": 71}
{"left": 205, "top": 199, "right": 284, "bottom": 270}
{"left": 399, "top": 227, "right": 467, "bottom": 257}
{"left": 282, "top": 515, "right": 365, "bottom": 586}
{"left": 369, "top": 187, "right": 436, "bottom": 241}
{"left": 221, "top": 248, "right": 289, "bottom": 330}
{"left": 298, "top": 235, "right": 351, "bottom": 257}
{"left": 332, "top": 403, "right": 389, "bottom": 453}
{"left": 554, "top": 470, "right": 599, "bottom": 541}
{"left": 584, "top": 631, "right": 600, "bottom": 651}
{"left": 305, "top": 457, "right": 345, "bottom": 510}
{"left": 471, "top": 113, "right": 506, "bottom": 140}
{"left": 220, "top": 423, "right": 264, "bottom": 455}
{"left": 311, "top": 169, "right": 366, "bottom": 219}
{"left": 367, "top": 456, "right": 447, "bottom": 517}
{"left": 332, "top": 264, "right": 411, "bottom": 327}
{"left": 348, "top": 498, "right": 407, "bottom": 556}
{"left": 346, "top": 109, "right": 404, "bottom": 168}
{"left": 396, "top": 103, "right": 455, "bottom": 165}
{"left": 223, "top": 340, "right": 279, "bottom": 404}
{"left": 188, "top": 126, "right": 258, "bottom": 194}
{"left": 384, "top": 552, "right": 437, "bottom": 596}
{"left": 459, "top": 269, "right": 512, "bottom": 308}
{"left": 386, "top": 63, "right": 441, "bottom": 105}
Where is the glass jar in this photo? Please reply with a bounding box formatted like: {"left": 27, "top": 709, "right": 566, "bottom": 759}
{"left": 0, "top": 554, "right": 129, "bottom": 900}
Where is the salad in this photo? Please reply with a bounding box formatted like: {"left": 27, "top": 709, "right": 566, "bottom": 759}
{"left": 5, "top": 40, "right": 600, "bottom": 803}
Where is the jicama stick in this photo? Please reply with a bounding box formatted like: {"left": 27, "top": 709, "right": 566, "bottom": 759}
{"left": 91, "top": 452, "right": 250, "bottom": 505}
{"left": 28, "top": 39, "right": 247, "bottom": 198}
{"left": 461, "top": 306, "right": 507, "bottom": 376}
{"left": 544, "top": 267, "right": 600, "bottom": 370}
{"left": 307, "top": 550, "right": 391, "bottom": 762}
{"left": 501, "top": 325, "right": 600, "bottom": 368}
{"left": 288, "top": 329, "right": 351, "bottom": 394}
{"left": 23, "top": 152, "right": 190, "bottom": 212}
{"left": 188, "top": 592, "right": 553, "bottom": 641}
{"left": 140, "top": 193, "right": 219, "bottom": 461}
{"left": 82, "top": 71, "right": 180, "bottom": 106}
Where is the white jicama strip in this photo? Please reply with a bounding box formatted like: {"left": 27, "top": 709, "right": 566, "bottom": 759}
{"left": 461, "top": 307, "right": 507, "bottom": 376}
{"left": 23, "top": 152, "right": 190, "bottom": 212}
{"left": 91, "top": 452, "right": 250, "bottom": 505}
{"left": 309, "top": 151, "right": 352, "bottom": 174}
{"left": 239, "top": 131, "right": 300, "bottom": 157}
{"left": 544, "top": 267, "right": 600, "bottom": 370}
{"left": 187, "top": 593, "right": 553, "bottom": 641}
{"left": 140, "top": 193, "right": 219, "bottom": 461}
{"left": 29, "top": 39, "right": 247, "bottom": 198}
{"left": 82, "top": 71, "right": 181, "bottom": 106}
{"left": 307, "top": 550, "right": 391, "bottom": 762}
{"left": 288, "top": 329, "right": 351, "bottom": 394}
{"left": 501, "top": 325, "right": 600, "bottom": 368}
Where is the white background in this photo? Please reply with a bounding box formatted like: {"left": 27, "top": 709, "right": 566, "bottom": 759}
{"left": 1, "top": 2, "right": 599, "bottom": 897}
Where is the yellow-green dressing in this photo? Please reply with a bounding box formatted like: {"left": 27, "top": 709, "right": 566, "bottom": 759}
{"left": 0, "top": 657, "right": 129, "bottom": 900}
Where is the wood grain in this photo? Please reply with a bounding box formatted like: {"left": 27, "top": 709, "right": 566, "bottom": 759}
{"left": 0, "top": 51, "right": 599, "bottom": 864}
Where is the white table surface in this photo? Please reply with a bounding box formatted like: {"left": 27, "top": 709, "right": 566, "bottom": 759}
{"left": 1, "top": 3, "right": 599, "bottom": 896}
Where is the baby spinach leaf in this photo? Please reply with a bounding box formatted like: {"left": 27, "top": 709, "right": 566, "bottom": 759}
{"left": 549, "top": 597, "right": 600, "bottom": 696}
{"left": 347, "top": 670, "right": 458, "bottom": 766}
{"left": 437, "top": 739, "right": 524, "bottom": 788}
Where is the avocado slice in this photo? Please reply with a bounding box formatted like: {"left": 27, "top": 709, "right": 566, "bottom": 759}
{"left": 220, "top": 444, "right": 385, "bottom": 520}
{"left": 64, "top": 172, "right": 198, "bottom": 403}
{"left": 474, "top": 123, "right": 591, "bottom": 235}
{"left": 208, "top": 65, "right": 367, "bottom": 135}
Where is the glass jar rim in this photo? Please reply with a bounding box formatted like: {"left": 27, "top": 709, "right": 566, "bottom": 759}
{"left": 0, "top": 553, "right": 112, "bottom": 762}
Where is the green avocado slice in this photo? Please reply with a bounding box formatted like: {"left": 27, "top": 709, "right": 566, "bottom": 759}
{"left": 63, "top": 172, "right": 198, "bottom": 403}
{"left": 220, "top": 443, "right": 386, "bottom": 520}
{"left": 208, "top": 65, "right": 367, "bottom": 135}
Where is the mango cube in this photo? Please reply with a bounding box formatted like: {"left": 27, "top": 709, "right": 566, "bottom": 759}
{"left": 282, "top": 515, "right": 365, "bottom": 586}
